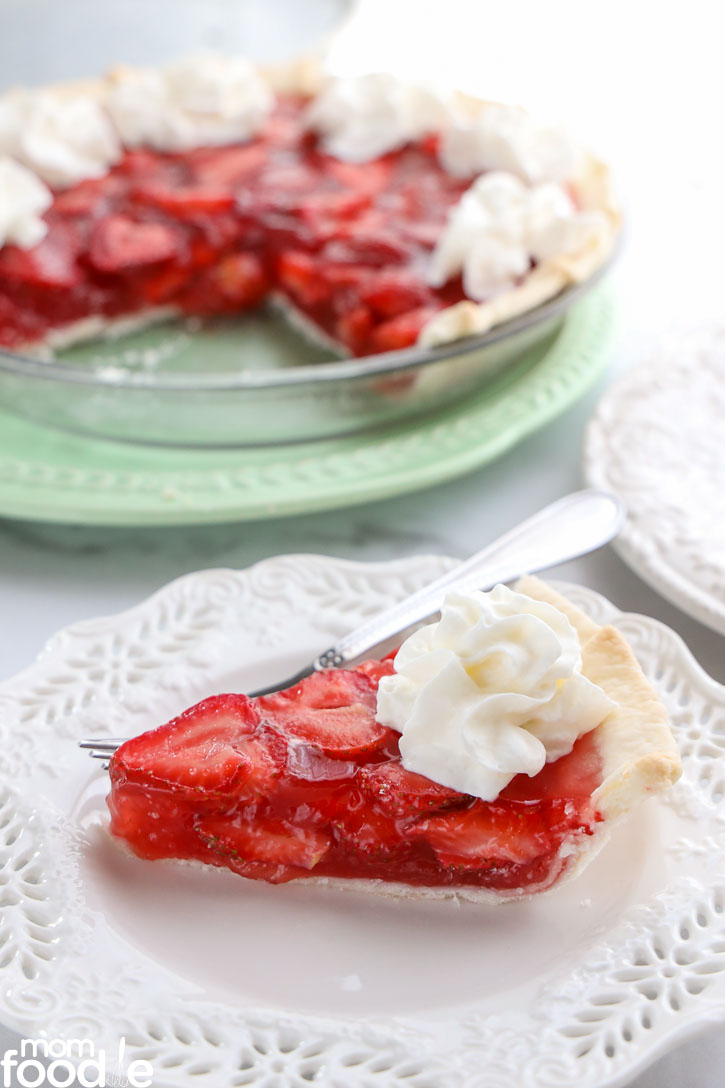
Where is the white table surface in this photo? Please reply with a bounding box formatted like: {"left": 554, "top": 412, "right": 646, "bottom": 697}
{"left": 0, "top": 1, "right": 723, "bottom": 1084}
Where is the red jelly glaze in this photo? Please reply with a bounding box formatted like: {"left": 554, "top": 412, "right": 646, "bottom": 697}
{"left": 0, "top": 97, "right": 471, "bottom": 355}
{"left": 108, "top": 658, "right": 604, "bottom": 892}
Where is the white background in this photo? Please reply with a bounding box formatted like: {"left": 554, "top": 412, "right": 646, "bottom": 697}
{"left": 0, "top": 1, "right": 724, "bottom": 1084}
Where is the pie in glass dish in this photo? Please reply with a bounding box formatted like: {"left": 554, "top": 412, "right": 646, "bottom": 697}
{"left": 106, "top": 577, "right": 680, "bottom": 902}
{"left": 0, "top": 54, "right": 619, "bottom": 360}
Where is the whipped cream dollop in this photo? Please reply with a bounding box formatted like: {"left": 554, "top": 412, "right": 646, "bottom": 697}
{"left": 0, "top": 157, "right": 52, "bottom": 248}
{"left": 305, "top": 73, "right": 450, "bottom": 162}
{"left": 428, "top": 170, "right": 608, "bottom": 299}
{"left": 376, "top": 585, "right": 615, "bottom": 801}
{"left": 440, "top": 102, "right": 582, "bottom": 185}
{"left": 0, "top": 90, "right": 121, "bottom": 188}
{"left": 106, "top": 54, "right": 272, "bottom": 152}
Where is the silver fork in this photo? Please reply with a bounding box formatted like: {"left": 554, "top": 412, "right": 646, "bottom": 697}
{"left": 79, "top": 488, "right": 624, "bottom": 768}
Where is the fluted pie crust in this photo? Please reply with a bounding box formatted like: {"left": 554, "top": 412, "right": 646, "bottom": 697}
{"left": 5, "top": 58, "right": 620, "bottom": 358}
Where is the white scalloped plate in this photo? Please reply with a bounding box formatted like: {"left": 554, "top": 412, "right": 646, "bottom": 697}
{"left": 583, "top": 330, "right": 725, "bottom": 636}
{"left": 1, "top": 556, "right": 724, "bottom": 1088}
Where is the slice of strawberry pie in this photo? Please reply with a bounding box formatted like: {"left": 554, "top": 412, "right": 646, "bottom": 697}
{"left": 107, "top": 578, "right": 680, "bottom": 901}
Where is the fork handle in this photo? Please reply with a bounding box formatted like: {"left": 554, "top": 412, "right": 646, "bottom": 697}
{"left": 248, "top": 489, "right": 623, "bottom": 696}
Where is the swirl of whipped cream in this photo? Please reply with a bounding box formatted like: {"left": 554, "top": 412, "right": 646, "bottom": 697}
{"left": 440, "top": 102, "right": 582, "bottom": 185}
{"left": 376, "top": 585, "right": 615, "bottom": 801}
{"left": 305, "top": 72, "right": 450, "bottom": 162}
{"left": 0, "top": 90, "right": 121, "bottom": 189}
{"left": 106, "top": 54, "right": 272, "bottom": 152}
{"left": 427, "top": 170, "right": 608, "bottom": 299}
{"left": 0, "top": 157, "right": 52, "bottom": 248}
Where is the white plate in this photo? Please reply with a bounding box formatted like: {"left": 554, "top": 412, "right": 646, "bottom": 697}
{"left": 1, "top": 556, "right": 725, "bottom": 1088}
{"left": 583, "top": 330, "right": 725, "bottom": 636}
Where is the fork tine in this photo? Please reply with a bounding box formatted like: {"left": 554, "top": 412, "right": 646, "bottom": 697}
{"left": 78, "top": 739, "right": 124, "bottom": 751}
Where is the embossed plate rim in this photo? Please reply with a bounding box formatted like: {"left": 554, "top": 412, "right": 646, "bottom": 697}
{"left": 583, "top": 329, "right": 725, "bottom": 636}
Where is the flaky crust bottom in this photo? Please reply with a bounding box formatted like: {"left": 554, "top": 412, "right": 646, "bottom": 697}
{"left": 16, "top": 307, "right": 178, "bottom": 360}
{"left": 515, "top": 577, "right": 682, "bottom": 821}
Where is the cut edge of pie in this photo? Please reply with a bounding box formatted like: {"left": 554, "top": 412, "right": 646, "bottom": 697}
{"left": 4, "top": 56, "right": 620, "bottom": 360}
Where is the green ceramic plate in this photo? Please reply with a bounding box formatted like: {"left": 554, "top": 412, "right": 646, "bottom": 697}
{"left": 0, "top": 285, "right": 615, "bottom": 526}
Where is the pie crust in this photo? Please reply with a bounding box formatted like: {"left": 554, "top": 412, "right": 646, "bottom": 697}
{"left": 1, "top": 57, "right": 620, "bottom": 358}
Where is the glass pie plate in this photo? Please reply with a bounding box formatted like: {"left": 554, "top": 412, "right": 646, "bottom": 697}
{"left": 0, "top": 272, "right": 608, "bottom": 448}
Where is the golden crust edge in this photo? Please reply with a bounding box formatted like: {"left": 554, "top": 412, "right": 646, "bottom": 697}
{"left": 417, "top": 159, "right": 619, "bottom": 349}
{"left": 514, "top": 575, "right": 682, "bottom": 822}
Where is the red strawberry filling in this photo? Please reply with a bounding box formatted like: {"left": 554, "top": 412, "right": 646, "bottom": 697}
{"left": 108, "top": 659, "right": 603, "bottom": 892}
{"left": 0, "top": 97, "right": 472, "bottom": 355}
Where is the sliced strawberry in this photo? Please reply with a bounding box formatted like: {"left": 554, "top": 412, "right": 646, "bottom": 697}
{"left": 88, "top": 215, "right": 182, "bottom": 273}
{"left": 298, "top": 190, "right": 372, "bottom": 223}
{"left": 323, "top": 232, "right": 412, "bottom": 267}
{"left": 280, "top": 669, "right": 376, "bottom": 710}
{"left": 179, "top": 251, "right": 268, "bottom": 315}
{"left": 0, "top": 292, "right": 45, "bottom": 346}
{"left": 370, "top": 306, "right": 439, "bottom": 353}
{"left": 409, "top": 802, "right": 554, "bottom": 869}
{"left": 399, "top": 219, "right": 448, "bottom": 249}
{"left": 360, "top": 272, "right": 432, "bottom": 319}
{"left": 353, "top": 656, "right": 397, "bottom": 688}
{"left": 216, "top": 252, "right": 268, "bottom": 303}
{"left": 335, "top": 304, "right": 373, "bottom": 354}
{"left": 196, "top": 814, "right": 331, "bottom": 880}
{"left": 197, "top": 853, "right": 302, "bottom": 884}
{"left": 258, "top": 670, "right": 392, "bottom": 759}
{"left": 275, "top": 700, "right": 389, "bottom": 759}
{"left": 0, "top": 227, "right": 82, "bottom": 288}
{"left": 142, "top": 265, "right": 193, "bottom": 304}
{"left": 188, "top": 213, "right": 243, "bottom": 267}
{"left": 259, "top": 164, "right": 319, "bottom": 195}
{"left": 110, "top": 693, "right": 284, "bottom": 802}
{"left": 107, "top": 783, "right": 198, "bottom": 860}
{"left": 501, "top": 731, "right": 603, "bottom": 804}
{"left": 322, "top": 263, "right": 370, "bottom": 290}
{"left": 276, "top": 250, "right": 329, "bottom": 306}
{"left": 53, "top": 176, "right": 125, "bottom": 218}
{"left": 191, "top": 144, "right": 267, "bottom": 186}
{"left": 324, "top": 158, "right": 393, "bottom": 193}
{"left": 360, "top": 761, "right": 466, "bottom": 818}
{"left": 118, "top": 149, "right": 169, "bottom": 179}
{"left": 133, "top": 181, "right": 235, "bottom": 217}
{"left": 334, "top": 803, "right": 411, "bottom": 860}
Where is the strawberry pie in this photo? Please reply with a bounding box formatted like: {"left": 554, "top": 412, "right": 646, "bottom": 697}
{"left": 0, "top": 56, "right": 619, "bottom": 361}
{"left": 107, "top": 578, "right": 680, "bottom": 902}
